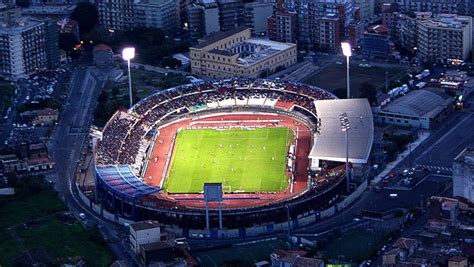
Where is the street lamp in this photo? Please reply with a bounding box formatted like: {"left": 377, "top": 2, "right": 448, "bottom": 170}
{"left": 122, "top": 47, "right": 135, "bottom": 108}
{"left": 341, "top": 42, "right": 352, "bottom": 99}
{"left": 339, "top": 112, "right": 351, "bottom": 193}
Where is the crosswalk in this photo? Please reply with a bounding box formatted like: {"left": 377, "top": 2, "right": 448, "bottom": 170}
{"left": 416, "top": 164, "right": 453, "bottom": 172}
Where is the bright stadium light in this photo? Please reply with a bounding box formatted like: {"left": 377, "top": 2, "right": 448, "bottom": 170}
{"left": 339, "top": 112, "right": 351, "bottom": 193}
{"left": 341, "top": 42, "right": 352, "bottom": 57}
{"left": 341, "top": 42, "right": 352, "bottom": 99}
{"left": 122, "top": 47, "right": 135, "bottom": 108}
{"left": 122, "top": 47, "right": 135, "bottom": 61}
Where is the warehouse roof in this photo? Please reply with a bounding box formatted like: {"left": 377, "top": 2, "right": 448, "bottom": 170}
{"left": 310, "top": 99, "right": 374, "bottom": 164}
{"left": 381, "top": 89, "right": 449, "bottom": 118}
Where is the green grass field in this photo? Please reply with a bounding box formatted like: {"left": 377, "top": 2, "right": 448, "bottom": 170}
{"left": 164, "top": 127, "right": 293, "bottom": 193}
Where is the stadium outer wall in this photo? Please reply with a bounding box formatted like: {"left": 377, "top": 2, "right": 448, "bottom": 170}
{"left": 93, "top": 108, "right": 349, "bottom": 236}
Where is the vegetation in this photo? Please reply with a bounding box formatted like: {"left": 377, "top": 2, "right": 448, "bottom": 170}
{"left": 70, "top": 2, "right": 99, "bottom": 35}
{"left": 88, "top": 27, "right": 192, "bottom": 66}
{"left": 165, "top": 128, "right": 293, "bottom": 193}
{"left": 0, "top": 82, "right": 14, "bottom": 116}
{"left": 93, "top": 71, "right": 189, "bottom": 127}
{"left": 0, "top": 176, "right": 114, "bottom": 266}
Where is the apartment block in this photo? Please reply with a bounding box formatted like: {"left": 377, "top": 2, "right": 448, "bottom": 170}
{"left": 0, "top": 19, "right": 47, "bottom": 80}
{"left": 98, "top": 0, "right": 135, "bottom": 30}
{"left": 417, "top": 13, "right": 472, "bottom": 63}
{"left": 134, "top": 0, "right": 178, "bottom": 33}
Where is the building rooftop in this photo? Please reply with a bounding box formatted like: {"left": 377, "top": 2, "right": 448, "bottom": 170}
{"left": 310, "top": 99, "right": 374, "bottom": 164}
{"left": 419, "top": 13, "right": 472, "bottom": 29}
{"left": 392, "top": 237, "right": 417, "bottom": 250}
{"left": 381, "top": 89, "right": 450, "bottom": 118}
{"left": 140, "top": 241, "right": 172, "bottom": 252}
{"left": 130, "top": 220, "right": 161, "bottom": 231}
{"left": 0, "top": 18, "right": 43, "bottom": 35}
{"left": 454, "top": 147, "right": 474, "bottom": 165}
{"left": 192, "top": 25, "right": 250, "bottom": 49}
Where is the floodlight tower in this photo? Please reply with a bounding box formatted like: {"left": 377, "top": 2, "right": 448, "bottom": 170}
{"left": 339, "top": 112, "right": 351, "bottom": 193}
{"left": 341, "top": 42, "right": 352, "bottom": 99}
{"left": 122, "top": 47, "right": 135, "bottom": 108}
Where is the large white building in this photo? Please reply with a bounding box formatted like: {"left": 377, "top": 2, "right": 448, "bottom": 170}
{"left": 453, "top": 148, "right": 474, "bottom": 203}
{"left": 372, "top": 89, "right": 452, "bottom": 129}
{"left": 190, "top": 27, "right": 297, "bottom": 79}
{"left": 0, "top": 19, "right": 47, "bottom": 80}
{"left": 129, "top": 220, "right": 165, "bottom": 254}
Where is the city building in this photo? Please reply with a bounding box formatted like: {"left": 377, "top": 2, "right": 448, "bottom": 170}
{"left": 93, "top": 44, "right": 114, "bottom": 67}
{"left": 98, "top": 0, "right": 135, "bottom": 31}
{"left": 187, "top": 0, "right": 220, "bottom": 40}
{"left": 362, "top": 24, "right": 392, "bottom": 58}
{"left": 129, "top": 220, "right": 165, "bottom": 254}
{"left": 32, "top": 108, "right": 59, "bottom": 126}
{"left": 134, "top": 0, "right": 178, "bottom": 33}
{"left": 382, "top": 237, "right": 418, "bottom": 266}
{"left": 355, "top": 0, "right": 375, "bottom": 22}
{"left": 138, "top": 242, "right": 187, "bottom": 266}
{"left": 188, "top": 0, "right": 273, "bottom": 40}
{"left": 279, "top": 0, "right": 356, "bottom": 52}
{"left": 453, "top": 148, "right": 474, "bottom": 203}
{"left": 417, "top": 13, "right": 472, "bottom": 63}
{"left": 190, "top": 27, "right": 297, "bottom": 79}
{"left": 58, "top": 19, "right": 79, "bottom": 40}
{"left": 44, "top": 20, "right": 60, "bottom": 69}
{"left": 243, "top": 0, "right": 273, "bottom": 35}
{"left": 21, "top": 4, "right": 76, "bottom": 20}
{"left": 396, "top": 0, "right": 467, "bottom": 15}
{"left": 381, "top": 3, "right": 399, "bottom": 34}
{"left": 396, "top": 12, "right": 473, "bottom": 63}
{"left": 372, "top": 89, "right": 452, "bottom": 129}
{"left": 0, "top": 19, "right": 47, "bottom": 80}
{"left": 267, "top": 10, "right": 298, "bottom": 43}
{"left": 448, "top": 256, "right": 468, "bottom": 267}
{"left": 430, "top": 196, "right": 459, "bottom": 224}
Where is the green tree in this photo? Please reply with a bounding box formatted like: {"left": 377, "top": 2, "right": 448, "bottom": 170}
{"left": 161, "top": 57, "right": 182, "bottom": 69}
{"left": 70, "top": 2, "right": 99, "bottom": 35}
{"left": 359, "top": 82, "right": 377, "bottom": 105}
{"left": 15, "top": 0, "right": 31, "bottom": 8}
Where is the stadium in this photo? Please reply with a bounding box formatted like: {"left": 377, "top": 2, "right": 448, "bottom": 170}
{"left": 89, "top": 79, "right": 373, "bottom": 237}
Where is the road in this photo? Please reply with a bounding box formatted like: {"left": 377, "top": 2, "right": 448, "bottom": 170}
{"left": 47, "top": 67, "right": 139, "bottom": 265}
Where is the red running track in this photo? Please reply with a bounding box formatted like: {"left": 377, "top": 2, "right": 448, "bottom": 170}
{"left": 143, "top": 113, "right": 312, "bottom": 209}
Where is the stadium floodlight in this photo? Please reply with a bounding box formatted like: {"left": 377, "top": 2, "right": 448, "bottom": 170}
{"left": 341, "top": 42, "right": 351, "bottom": 99}
{"left": 122, "top": 47, "right": 135, "bottom": 108}
{"left": 339, "top": 113, "right": 351, "bottom": 193}
{"left": 341, "top": 42, "right": 352, "bottom": 57}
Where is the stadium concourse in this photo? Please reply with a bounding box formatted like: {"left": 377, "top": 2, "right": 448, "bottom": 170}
{"left": 90, "top": 79, "right": 374, "bottom": 233}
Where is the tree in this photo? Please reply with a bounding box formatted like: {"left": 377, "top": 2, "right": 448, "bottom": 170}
{"left": 16, "top": 0, "right": 31, "bottom": 8}
{"left": 359, "top": 82, "right": 377, "bottom": 105}
{"left": 59, "top": 32, "right": 79, "bottom": 58}
{"left": 70, "top": 2, "right": 99, "bottom": 35}
{"left": 332, "top": 88, "right": 347, "bottom": 99}
{"left": 161, "top": 57, "right": 182, "bottom": 69}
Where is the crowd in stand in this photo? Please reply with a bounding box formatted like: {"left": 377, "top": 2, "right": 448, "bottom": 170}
{"left": 96, "top": 79, "right": 336, "bottom": 166}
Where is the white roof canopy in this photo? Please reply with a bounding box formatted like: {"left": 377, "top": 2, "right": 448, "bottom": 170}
{"left": 310, "top": 99, "right": 374, "bottom": 164}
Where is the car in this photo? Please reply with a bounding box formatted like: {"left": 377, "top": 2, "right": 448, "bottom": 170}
{"left": 79, "top": 213, "right": 86, "bottom": 219}
{"left": 389, "top": 193, "right": 399, "bottom": 199}
{"left": 353, "top": 217, "right": 361, "bottom": 222}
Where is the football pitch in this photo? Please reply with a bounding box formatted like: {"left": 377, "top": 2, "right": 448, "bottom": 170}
{"left": 164, "top": 127, "right": 293, "bottom": 193}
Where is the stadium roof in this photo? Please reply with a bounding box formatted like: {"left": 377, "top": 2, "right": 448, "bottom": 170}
{"left": 96, "top": 165, "right": 160, "bottom": 199}
{"left": 310, "top": 99, "right": 374, "bottom": 164}
{"left": 381, "top": 89, "right": 449, "bottom": 118}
